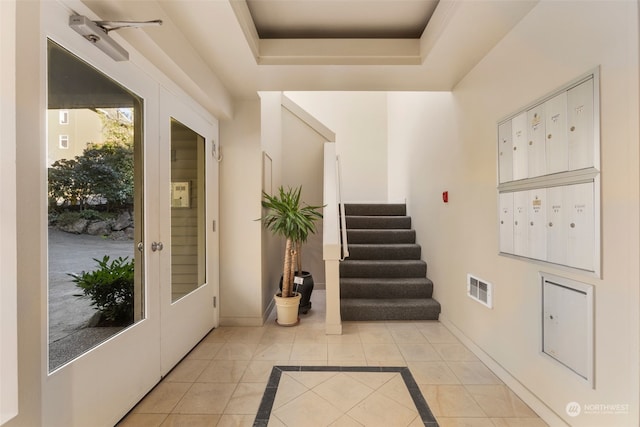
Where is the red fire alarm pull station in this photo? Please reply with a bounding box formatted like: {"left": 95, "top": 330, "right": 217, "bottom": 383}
{"left": 442, "top": 191, "right": 449, "bottom": 203}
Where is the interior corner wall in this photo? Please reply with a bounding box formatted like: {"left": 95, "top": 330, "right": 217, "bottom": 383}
{"left": 281, "top": 107, "right": 327, "bottom": 286}
{"left": 284, "top": 92, "right": 389, "bottom": 203}
{"left": 259, "top": 92, "right": 284, "bottom": 318}
{"left": 219, "top": 99, "right": 265, "bottom": 325}
{"left": 388, "top": 1, "right": 640, "bottom": 426}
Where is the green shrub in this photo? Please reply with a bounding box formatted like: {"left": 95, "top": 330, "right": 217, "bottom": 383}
{"left": 70, "top": 256, "right": 134, "bottom": 325}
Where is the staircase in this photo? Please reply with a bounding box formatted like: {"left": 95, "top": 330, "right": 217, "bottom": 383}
{"left": 340, "top": 203, "right": 441, "bottom": 321}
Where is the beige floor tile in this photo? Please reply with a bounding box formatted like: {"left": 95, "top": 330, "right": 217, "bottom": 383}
{"left": 241, "top": 360, "right": 286, "bottom": 383}
{"left": 345, "top": 371, "right": 397, "bottom": 389}
{"left": 133, "top": 382, "right": 192, "bottom": 414}
{"left": 490, "top": 417, "right": 549, "bottom": 427}
{"left": 418, "top": 385, "right": 485, "bottom": 417}
{"left": 357, "top": 324, "right": 395, "bottom": 344}
{"left": 287, "top": 359, "right": 329, "bottom": 366}
{"left": 408, "top": 415, "right": 428, "bottom": 427}
{"left": 260, "top": 327, "right": 296, "bottom": 344}
{"left": 433, "top": 343, "right": 479, "bottom": 361}
{"left": 224, "top": 382, "right": 267, "bottom": 414}
{"left": 376, "top": 374, "right": 417, "bottom": 410}
{"left": 185, "top": 342, "right": 224, "bottom": 360}
{"left": 117, "top": 413, "right": 168, "bottom": 427}
{"left": 252, "top": 343, "right": 293, "bottom": 360}
{"left": 294, "top": 327, "right": 330, "bottom": 344}
{"left": 397, "top": 341, "right": 442, "bottom": 361}
{"left": 287, "top": 371, "right": 337, "bottom": 388}
{"left": 273, "top": 390, "right": 344, "bottom": 427}
{"left": 272, "top": 373, "right": 310, "bottom": 410}
{"left": 437, "top": 417, "right": 496, "bottom": 427}
{"left": 386, "top": 322, "right": 429, "bottom": 343}
{"left": 329, "top": 414, "right": 365, "bottom": 426}
{"left": 224, "top": 327, "right": 266, "bottom": 343}
{"left": 216, "top": 414, "right": 255, "bottom": 427}
{"left": 202, "top": 327, "right": 236, "bottom": 342}
{"left": 290, "top": 341, "right": 328, "bottom": 360}
{"left": 164, "top": 359, "right": 210, "bottom": 383}
{"left": 416, "top": 323, "right": 460, "bottom": 343}
{"left": 196, "top": 360, "right": 249, "bottom": 383}
{"left": 466, "top": 385, "right": 537, "bottom": 418}
{"left": 173, "top": 383, "right": 236, "bottom": 414}
{"left": 447, "top": 361, "right": 503, "bottom": 385}
{"left": 408, "top": 361, "right": 460, "bottom": 385}
{"left": 266, "top": 415, "right": 287, "bottom": 427}
{"left": 159, "top": 414, "right": 220, "bottom": 426}
{"left": 328, "top": 342, "right": 366, "bottom": 361}
{"left": 362, "top": 342, "right": 405, "bottom": 363}
{"left": 348, "top": 390, "right": 418, "bottom": 427}
{"left": 312, "top": 372, "right": 375, "bottom": 412}
{"left": 213, "top": 342, "right": 258, "bottom": 361}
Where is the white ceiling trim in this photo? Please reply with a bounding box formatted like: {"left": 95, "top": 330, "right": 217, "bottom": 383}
{"left": 230, "top": 0, "right": 447, "bottom": 66}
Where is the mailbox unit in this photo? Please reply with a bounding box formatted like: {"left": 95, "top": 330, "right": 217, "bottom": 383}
{"left": 497, "top": 69, "right": 600, "bottom": 275}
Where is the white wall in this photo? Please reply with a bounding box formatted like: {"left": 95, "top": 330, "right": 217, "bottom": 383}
{"left": 281, "top": 106, "right": 327, "bottom": 286}
{"left": 0, "top": 0, "right": 18, "bottom": 424}
{"left": 284, "top": 92, "right": 389, "bottom": 203}
{"left": 219, "top": 99, "right": 266, "bottom": 325}
{"left": 388, "top": 1, "right": 639, "bottom": 426}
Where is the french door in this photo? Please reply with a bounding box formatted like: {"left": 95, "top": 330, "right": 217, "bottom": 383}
{"left": 43, "top": 3, "right": 218, "bottom": 425}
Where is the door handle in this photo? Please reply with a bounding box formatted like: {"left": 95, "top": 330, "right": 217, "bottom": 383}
{"left": 151, "top": 241, "right": 164, "bottom": 252}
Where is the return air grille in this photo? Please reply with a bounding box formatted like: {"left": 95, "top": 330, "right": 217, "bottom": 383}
{"left": 467, "top": 274, "right": 493, "bottom": 308}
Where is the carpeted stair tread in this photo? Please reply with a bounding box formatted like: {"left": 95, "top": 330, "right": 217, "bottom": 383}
{"left": 340, "top": 202, "right": 440, "bottom": 321}
{"left": 340, "top": 259, "right": 427, "bottom": 278}
{"left": 341, "top": 298, "right": 441, "bottom": 321}
{"left": 345, "top": 215, "right": 411, "bottom": 229}
{"left": 344, "top": 204, "right": 406, "bottom": 216}
{"left": 347, "top": 243, "right": 422, "bottom": 260}
{"left": 347, "top": 229, "right": 416, "bottom": 244}
{"left": 340, "top": 277, "right": 433, "bottom": 299}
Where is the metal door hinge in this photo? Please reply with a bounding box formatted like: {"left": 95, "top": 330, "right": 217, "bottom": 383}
{"left": 213, "top": 296, "right": 217, "bottom": 308}
{"left": 212, "top": 220, "right": 216, "bottom": 232}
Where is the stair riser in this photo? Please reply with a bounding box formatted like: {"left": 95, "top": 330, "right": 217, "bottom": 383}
{"left": 340, "top": 301, "right": 441, "bottom": 321}
{"left": 347, "top": 230, "right": 415, "bottom": 244}
{"left": 344, "top": 204, "right": 406, "bottom": 216}
{"left": 345, "top": 216, "right": 411, "bottom": 229}
{"left": 340, "top": 261, "right": 426, "bottom": 278}
{"left": 347, "top": 245, "right": 421, "bottom": 260}
{"left": 341, "top": 282, "right": 433, "bottom": 299}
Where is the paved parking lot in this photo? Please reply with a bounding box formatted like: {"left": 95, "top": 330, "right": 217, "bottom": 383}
{"left": 48, "top": 228, "right": 133, "bottom": 369}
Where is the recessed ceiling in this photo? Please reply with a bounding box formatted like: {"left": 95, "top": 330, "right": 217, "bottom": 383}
{"left": 246, "top": 0, "right": 438, "bottom": 39}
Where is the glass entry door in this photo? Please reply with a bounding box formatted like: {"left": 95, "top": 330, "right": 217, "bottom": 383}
{"left": 159, "top": 89, "right": 219, "bottom": 374}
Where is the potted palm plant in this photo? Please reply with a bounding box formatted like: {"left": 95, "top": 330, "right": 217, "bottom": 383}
{"left": 261, "top": 186, "right": 323, "bottom": 326}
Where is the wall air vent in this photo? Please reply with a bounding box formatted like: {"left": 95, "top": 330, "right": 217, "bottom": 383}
{"left": 467, "top": 274, "right": 493, "bottom": 308}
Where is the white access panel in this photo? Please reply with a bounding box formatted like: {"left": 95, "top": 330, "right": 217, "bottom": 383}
{"left": 527, "top": 189, "right": 547, "bottom": 260}
{"left": 566, "top": 182, "right": 595, "bottom": 271}
{"left": 498, "top": 121, "right": 513, "bottom": 183}
{"left": 568, "top": 79, "right": 595, "bottom": 170}
{"left": 513, "top": 191, "right": 529, "bottom": 257}
{"left": 546, "top": 186, "right": 568, "bottom": 266}
{"left": 511, "top": 113, "right": 528, "bottom": 180}
{"left": 499, "top": 192, "right": 514, "bottom": 254}
{"left": 544, "top": 92, "right": 568, "bottom": 174}
{"left": 527, "top": 105, "right": 546, "bottom": 178}
{"left": 541, "top": 273, "right": 594, "bottom": 385}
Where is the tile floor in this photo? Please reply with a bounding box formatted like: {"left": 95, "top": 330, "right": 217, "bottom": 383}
{"left": 118, "top": 291, "right": 548, "bottom": 427}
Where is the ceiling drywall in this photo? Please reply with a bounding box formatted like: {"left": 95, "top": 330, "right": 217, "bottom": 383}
{"left": 78, "top": 0, "right": 538, "bottom": 117}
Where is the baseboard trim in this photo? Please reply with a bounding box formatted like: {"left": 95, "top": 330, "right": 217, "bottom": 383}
{"left": 439, "top": 314, "right": 568, "bottom": 427}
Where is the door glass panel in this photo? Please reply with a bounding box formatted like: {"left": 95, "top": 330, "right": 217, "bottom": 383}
{"left": 171, "top": 119, "right": 206, "bottom": 302}
{"left": 47, "top": 40, "right": 144, "bottom": 372}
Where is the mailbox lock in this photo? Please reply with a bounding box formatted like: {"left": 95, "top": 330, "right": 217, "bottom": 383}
{"left": 548, "top": 222, "right": 553, "bottom": 227}
{"left": 547, "top": 134, "right": 552, "bottom": 139}
{"left": 500, "top": 220, "right": 504, "bottom": 224}
{"left": 513, "top": 146, "right": 517, "bottom": 151}
{"left": 515, "top": 221, "right": 518, "bottom": 225}
{"left": 530, "top": 221, "right": 534, "bottom": 226}
{"left": 529, "top": 141, "right": 533, "bottom": 146}
{"left": 570, "top": 223, "right": 576, "bottom": 228}
{"left": 570, "top": 126, "right": 576, "bottom": 132}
